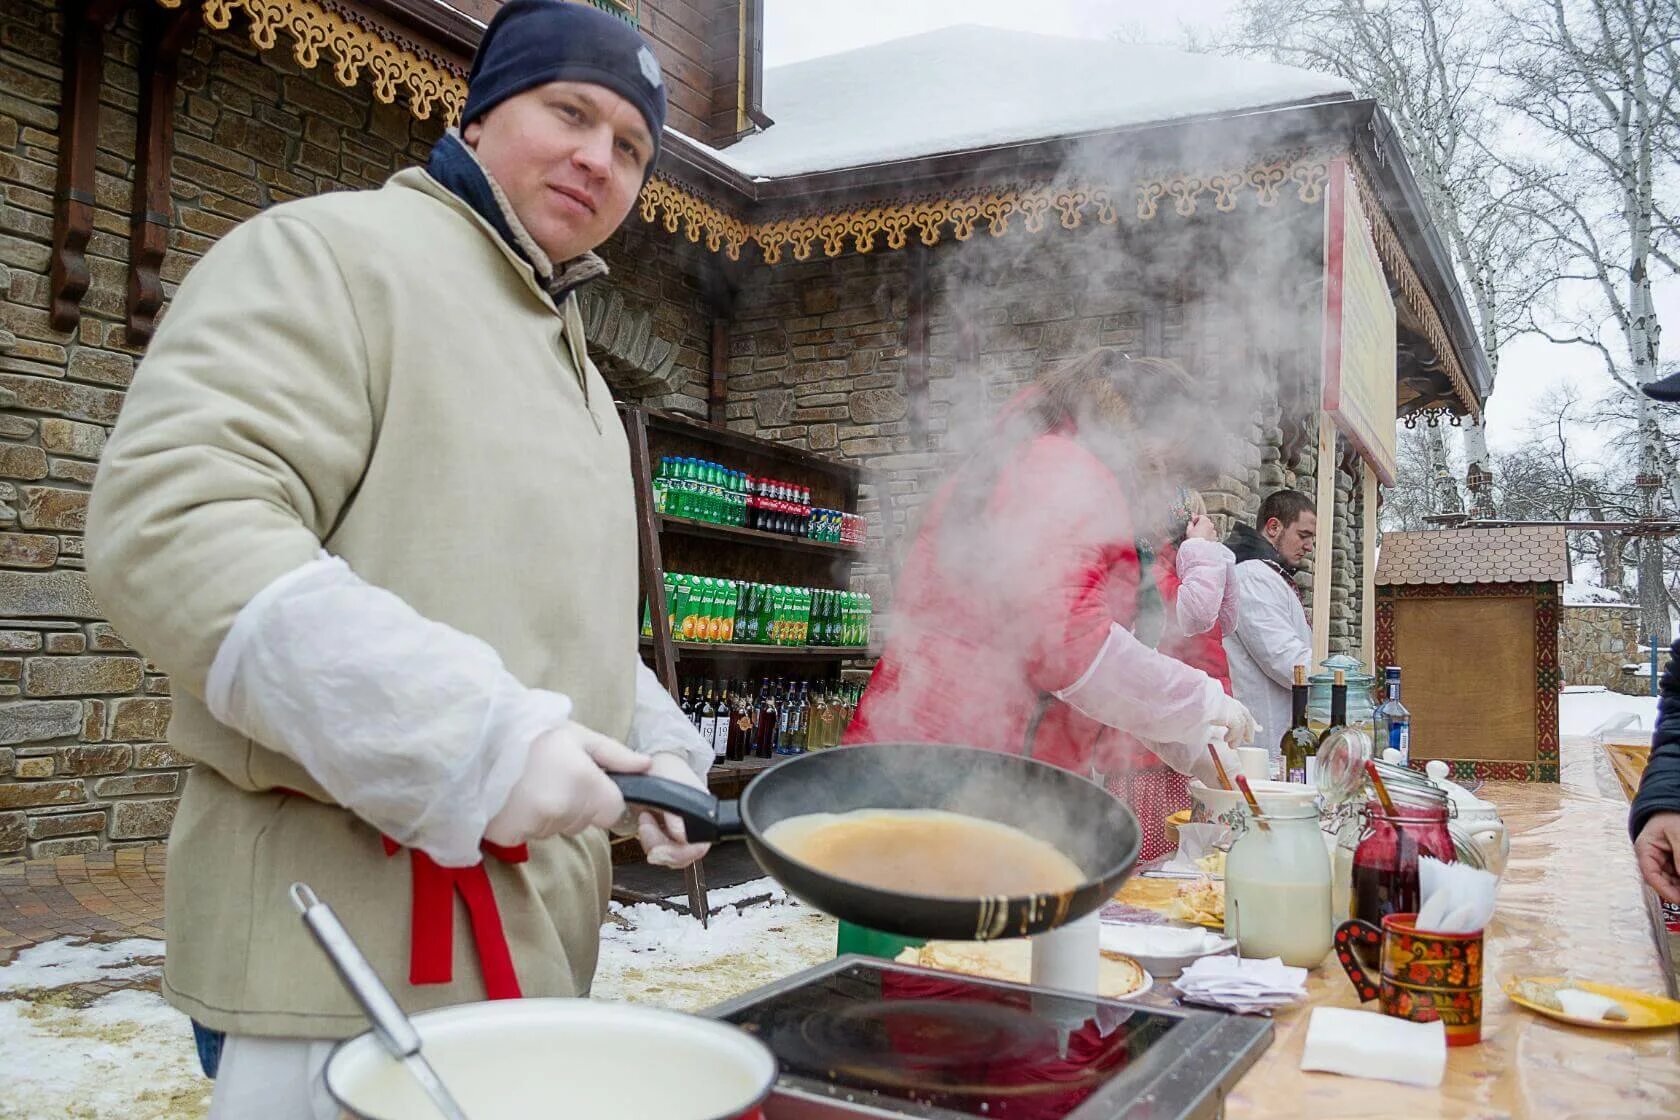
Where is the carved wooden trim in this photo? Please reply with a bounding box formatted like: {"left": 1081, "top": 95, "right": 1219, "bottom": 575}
{"left": 156, "top": 0, "right": 468, "bottom": 122}
{"left": 127, "top": 4, "right": 201, "bottom": 345}
{"left": 51, "top": 0, "right": 127, "bottom": 334}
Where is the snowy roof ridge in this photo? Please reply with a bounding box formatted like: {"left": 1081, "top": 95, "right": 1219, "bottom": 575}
{"left": 700, "top": 25, "right": 1355, "bottom": 179}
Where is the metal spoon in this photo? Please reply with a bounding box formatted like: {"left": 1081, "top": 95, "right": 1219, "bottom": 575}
{"left": 289, "top": 882, "right": 470, "bottom": 1120}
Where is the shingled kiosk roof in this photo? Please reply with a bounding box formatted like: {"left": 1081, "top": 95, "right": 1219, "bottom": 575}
{"left": 1376, "top": 527, "right": 1571, "bottom": 587}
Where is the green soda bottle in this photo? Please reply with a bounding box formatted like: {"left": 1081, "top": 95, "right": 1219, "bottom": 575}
{"left": 671, "top": 575, "right": 692, "bottom": 641}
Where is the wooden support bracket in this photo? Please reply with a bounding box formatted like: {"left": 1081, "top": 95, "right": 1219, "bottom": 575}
{"left": 906, "top": 243, "right": 929, "bottom": 446}
{"left": 702, "top": 259, "right": 736, "bottom": 427}
{"left": 126, "top": 3, "right": 200, "bottom": 345}
{"left": 50, "top": 0, "right": 126, "bottom": 333}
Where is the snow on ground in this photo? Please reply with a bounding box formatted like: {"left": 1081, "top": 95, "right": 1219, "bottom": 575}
{"left": 593, "top": 877, "right": 837, "bottom": 1012}
{"left": 0, "top": 939, "right": 207, "bottom": 1120}
{"left": 1559, "top": 685, "right": 1658, "bottom": 738}
{"left": 0, "top": 879, "right": 832, "bottom": 1118}
{"left": 0, "top": 937, "right": 164, "bottom": 990}
{"left": 1563, "top": 581, "right": 1635, "bottom": 606}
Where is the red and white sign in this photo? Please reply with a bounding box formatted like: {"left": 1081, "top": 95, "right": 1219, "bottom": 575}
{"left": 1321, "top": 157, "right": 1398, "bottom": 486}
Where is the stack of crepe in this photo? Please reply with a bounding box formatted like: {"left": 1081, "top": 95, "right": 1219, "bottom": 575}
{"left": 894, "top": 938, "right": 1149, "bottom": 998}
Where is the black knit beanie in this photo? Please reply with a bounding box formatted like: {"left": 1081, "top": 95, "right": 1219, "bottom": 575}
{"left": 462, "top": 0, "right": 667, "bottom": 175}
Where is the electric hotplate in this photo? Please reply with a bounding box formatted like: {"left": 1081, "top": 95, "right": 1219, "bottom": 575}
{"left": 704, "top": 956, "right": 1273, "bottom": 1119}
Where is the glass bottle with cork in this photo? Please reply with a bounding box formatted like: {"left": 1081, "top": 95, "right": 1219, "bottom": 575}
{"left": 1280, "top": 664, "right": 1317, "bottom": 785}
{"left": 1308, "top": 668, "right": 1349, "bottom": 788}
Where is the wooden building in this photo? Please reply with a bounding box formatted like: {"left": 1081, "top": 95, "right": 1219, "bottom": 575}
{"left": 0, "top": 1, "right": 1492, "bottom": 856}
{"left": 1375, "top": 527, "right": 1569, "bottom": 782}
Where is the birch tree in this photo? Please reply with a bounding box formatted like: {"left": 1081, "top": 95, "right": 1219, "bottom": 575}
{"left": 1496, "top": 0, "right": 1680, "bottom": 640}
{"left": 1225, "top": 0, "right": 1553, "bottom": 516}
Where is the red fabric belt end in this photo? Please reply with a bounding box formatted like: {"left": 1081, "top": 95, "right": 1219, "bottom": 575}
{"left": 382, "top": 836, "right": 529, "bottom": 1000}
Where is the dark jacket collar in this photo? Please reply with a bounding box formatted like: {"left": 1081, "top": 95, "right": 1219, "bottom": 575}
{"left": 425, "top": 129, "right": 606, "bottom": 303}
{"left": 1226, "top": 521, "right": 1299, "bottom": 575}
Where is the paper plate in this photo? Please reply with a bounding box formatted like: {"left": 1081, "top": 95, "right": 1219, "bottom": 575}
{"left": 1503, "top": 976, "right": 1680, "bottom": 1030}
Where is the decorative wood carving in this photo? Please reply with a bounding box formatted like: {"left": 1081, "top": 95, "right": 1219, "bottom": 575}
{"left": 155, "top": 0, "right": 468, "bottom": 122}
{"left": 50, "top": 0, "right": 127, "bottom": 334}
{"left": 127, "top": 4, "right": 201, "bottom": 345}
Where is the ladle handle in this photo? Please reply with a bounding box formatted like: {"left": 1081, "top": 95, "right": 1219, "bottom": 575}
{"left": 290, "top": 883, "right": 421, "bottom": 1059}
{"left": 609, "top": 774, "right": 744, "bottom": 843}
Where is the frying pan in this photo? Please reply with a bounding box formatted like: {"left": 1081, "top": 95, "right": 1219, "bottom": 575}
{"left": 611, "top": 742, "right": 1141, "bottom": 942}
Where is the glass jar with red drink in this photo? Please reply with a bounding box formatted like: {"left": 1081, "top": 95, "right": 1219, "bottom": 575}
{"left": 1347, "top": 781, "right": 1454, "bottom": 966}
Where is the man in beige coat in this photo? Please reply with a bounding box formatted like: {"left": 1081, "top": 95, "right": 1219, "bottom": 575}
{"left": 85, "top": 4, "right": 708, "bottom": 1115}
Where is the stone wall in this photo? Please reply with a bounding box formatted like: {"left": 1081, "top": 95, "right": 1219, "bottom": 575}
{"left": 1560, "top": 604, "right": 1641, "bottom": 689}
{"left": 719, "top": 212, "right": 1348, "bottom": 641}
{"left": 0, "top": 1, "right": 708, "bottom": 860}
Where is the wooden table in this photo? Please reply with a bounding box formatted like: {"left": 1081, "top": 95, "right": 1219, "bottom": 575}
{"left": 1123, "top": 735, "right": 1679, "bottom": 1118}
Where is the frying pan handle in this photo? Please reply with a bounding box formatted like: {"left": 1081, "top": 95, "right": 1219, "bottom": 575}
{"left": 610, "top": 774, "right": 743, "bottom": 843}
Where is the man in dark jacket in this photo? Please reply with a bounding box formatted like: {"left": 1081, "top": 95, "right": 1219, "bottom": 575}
{"left": 1631, "top": 371, "right": 1680, "bottom": 904}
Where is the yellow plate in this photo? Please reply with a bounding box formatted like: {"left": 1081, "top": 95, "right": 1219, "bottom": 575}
{"left": 1503, "top": 976, "right": 1680, "bottom": 1030}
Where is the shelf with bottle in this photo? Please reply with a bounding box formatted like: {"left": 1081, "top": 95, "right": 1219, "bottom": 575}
{"left": 680, "top": 674, "right": 865, "bottom": 763}
{"left": 655, "top": 513, "right": 864, "bottom": 559}
{"left": 650, "top": 455, "right": 865, "bottom": 547}
{"left": 642, "top": 572, "right": 873, "bottom": 649}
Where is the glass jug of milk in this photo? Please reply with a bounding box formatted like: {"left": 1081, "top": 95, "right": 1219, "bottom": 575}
{"left": 1224, "top": 802, "right": 1333, "bottom": 967}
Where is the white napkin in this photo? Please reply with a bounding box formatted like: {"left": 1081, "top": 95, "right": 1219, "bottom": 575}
{"left": 1156, "top": 822, "right": 1232, "bottom": 877}
{"left": 1417, "top": 856, "right": 1498, "bottom": 934}
{"left": 1300, "top": 1007, "right": 1446, "bottom": 1087}
{"left": 1100, "top": 922, "right": 1229, "bottom": 958}
{"left": 1555, "top": 989, "right": 1630, "bottom": 1021}
{"left": 1173, "top": 954, "right": 1307, "bottom": 1014}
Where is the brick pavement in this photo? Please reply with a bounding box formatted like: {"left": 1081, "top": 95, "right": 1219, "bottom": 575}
{"left": 0, "top": 845, "right": 166, "bottom": 966}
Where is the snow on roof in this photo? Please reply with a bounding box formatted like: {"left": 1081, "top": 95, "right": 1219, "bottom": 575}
{"left": 709, "top": 26, "right": 1354, "bottom": 179}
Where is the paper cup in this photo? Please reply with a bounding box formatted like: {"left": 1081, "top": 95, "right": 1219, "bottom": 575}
{"left": 1236, "top": 747, "right": 1271, "bottom": 783}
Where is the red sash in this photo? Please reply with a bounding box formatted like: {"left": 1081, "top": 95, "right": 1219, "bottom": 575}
{"left": 381, "top": 836, "right": 529, "bottom": 1000}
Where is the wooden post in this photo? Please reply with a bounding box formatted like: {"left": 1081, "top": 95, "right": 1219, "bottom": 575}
{"left": 708, "top": 317, "right": 729, "bottom": 426}
{"left": 623, "top": 408, "right": 678, "bottom": 695}
{"left": 906, "top": 243, "right": 929, "bottom": 446}
{"left": 1361, "top": 468, "right": 1378, "bottom": 669}
{"left": 703, "top": 261, "right": 733, "bottom": 427}
{"left": 127, "top": 4, "right": 198, "bottom": 345}
{"left": 50, "top": 0, "right": 125, "bottom": 332}
{"left": 621, "top": 405, "right": 707, "bottom": 924}
{"left": 1312, "top": 416, "right": 1337, "bottom": 665}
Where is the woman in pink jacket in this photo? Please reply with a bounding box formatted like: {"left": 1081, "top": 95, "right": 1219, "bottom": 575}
{"left": 847, "top": 351, "right": 1254, "bottom": 784}
{"left": 1108, "top": 490, "right": 1241, "bottom": 858}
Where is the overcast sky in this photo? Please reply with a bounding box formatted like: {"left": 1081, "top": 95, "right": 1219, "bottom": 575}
{"left": 762, "top": 1, "right": 1677, "bottom": 463}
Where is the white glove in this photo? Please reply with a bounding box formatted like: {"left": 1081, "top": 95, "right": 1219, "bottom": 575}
{"left": 485, "top": 721, "right": 652, "bottom": 847}
{"left": 1209, "top": 693, "right": 1258, "bottom": 746}
{"left": 635, "top": 751, "right": 713, "bottom": 869}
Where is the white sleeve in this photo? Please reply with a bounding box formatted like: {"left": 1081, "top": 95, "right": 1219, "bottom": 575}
{"left": 626, "top": 661, "right": 713, "bottom": 780}
{"left": 1172, "top": 539, "right": 1236, "bottom": 637}
{"left": 204, "top": 554, "right": 571, "bottom": 868}
{"left": 1054, "top": 622, "right": 1224, "bottom": 747}
{"left": 1233, "top": 564, "right": 1313, "bottom": 688}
